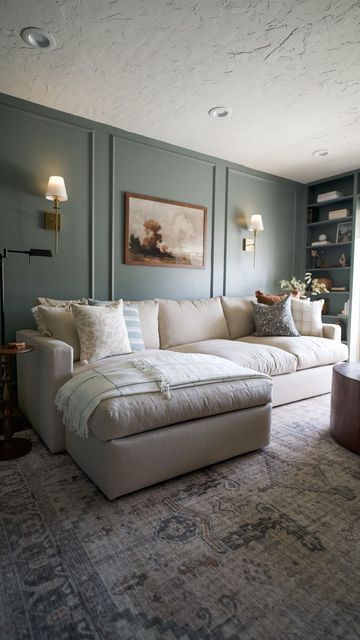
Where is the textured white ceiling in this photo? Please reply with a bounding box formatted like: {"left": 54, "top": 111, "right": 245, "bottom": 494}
{"left": 1, "top": 0, "right": 360, "bottom": 183}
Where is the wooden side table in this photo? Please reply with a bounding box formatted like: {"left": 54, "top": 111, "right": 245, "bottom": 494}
{"left": 0, "top": 344, "right": 34, "bottom": 460}
{"left": 330, "top": 362, "right": 360, "bottom": 454}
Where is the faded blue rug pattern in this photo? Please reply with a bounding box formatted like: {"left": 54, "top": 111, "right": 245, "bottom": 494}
{"left": 1, "top": 395, "right": 360, "bottom": 639}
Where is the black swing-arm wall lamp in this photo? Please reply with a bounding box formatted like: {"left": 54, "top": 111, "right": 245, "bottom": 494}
{"left": 0, "top": 248, "right": 52, "bottom": 345}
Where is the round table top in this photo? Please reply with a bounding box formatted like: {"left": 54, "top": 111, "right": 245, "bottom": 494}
{"left": 333, "top": 361, "right": 360, "bottom": 382}
{"left": 0, "top": 344, "right": 35, "bottom": 356}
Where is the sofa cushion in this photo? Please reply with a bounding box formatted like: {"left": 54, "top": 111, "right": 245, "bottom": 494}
{"left": 291, "top": 298, "right": 324, "bottom": 337}
{"left": 32, "top": 305, "right": 81, "bottom": 361}
{"left": 251, "top": 296, "right": 300, "bottom": 337}
{"left": 157, "top": 297, "right": 229, "bottom": 349}
{"left": 72, "top": 352, "right": 272, "bottom": 442}
{"left": 220, "top": 297, "right": 255, "bottom": 339}
{"left": 238, "top": 335, "right": 348, "bottom": 370}
{"left": 170, "top": 339, "right": 297, "bottom": 376}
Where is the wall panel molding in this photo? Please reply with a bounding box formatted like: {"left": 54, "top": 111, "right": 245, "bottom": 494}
{"left": 89, "top": 130, "right": 95, "bottom": 298}
{"left": 0, "top": 101, "right": 96, "bottom": 298}
{"left": 0, "top": 102, "right": 96, "bottom": 133}
{"left": 224, "top": 166, "right": 299, "bottom": 297}
{"left": 110, "top": 134, "right": 116, "bottom": 300}
{"left": 0, "top": 92, "right": 305, "bottom": 338}
{"left": 209, "top": 165, "right": 216, "bottom": 297}
{"left": 110, "top": 132, "right": 218, "bottom": 168}
{"left": 110, "top": 133, "right": 217, "bottom": 301}
{"left": 223, "top": 167, "right": 230, "bottom": 296}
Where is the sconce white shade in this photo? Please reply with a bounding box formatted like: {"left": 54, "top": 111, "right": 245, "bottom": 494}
{"left": 45, "top": 176, "right": 68, "bottom": 202}
{"left": 249, "top": 214, "right": 264, "bottom": 232}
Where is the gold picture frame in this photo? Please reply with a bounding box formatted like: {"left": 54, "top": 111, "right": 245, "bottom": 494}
{"left": 124, "top": 193, "right": 207, "bottom": 269}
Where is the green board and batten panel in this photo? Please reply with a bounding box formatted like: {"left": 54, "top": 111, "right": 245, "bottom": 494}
{"left": 0, "top": 92, "right": 304, "bottom": 341}
{"left": 112, "top": 135, "right": 216, "bottom": 300}
{"left": 225, "top": 169, "right": 299, "bottom": 296}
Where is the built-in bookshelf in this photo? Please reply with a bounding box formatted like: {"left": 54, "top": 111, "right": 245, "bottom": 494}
{"left": 305, "top": 172, "right": 356, "bottom": 345}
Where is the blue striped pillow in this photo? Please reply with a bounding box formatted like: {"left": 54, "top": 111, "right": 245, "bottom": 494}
{"left": 88, "top": 299, "right": 145, "bottom": 352}
{"left": 123, "top": 305, "right": 145, "bottom": 352}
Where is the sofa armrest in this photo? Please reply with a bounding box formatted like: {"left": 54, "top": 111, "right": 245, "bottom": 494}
{"left": 322, "top": 323, "right": 341, "bottom": 342}
{"left": 16, "top": 329, "right": 73, "bottom": 452}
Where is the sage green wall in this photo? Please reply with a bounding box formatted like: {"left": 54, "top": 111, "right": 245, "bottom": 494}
{"left": 0, "top": 92, "right": 304, "bottom": 341}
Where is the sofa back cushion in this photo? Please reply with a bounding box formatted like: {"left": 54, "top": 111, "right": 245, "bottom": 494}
{"left": 157, "top": 297, "right": 229, "bottom": 349}
{"left": 220, "top": 297, "right": 255, "bottom": 339}
{"left": 32, "top": 305, "right": 81, "bottom": 361}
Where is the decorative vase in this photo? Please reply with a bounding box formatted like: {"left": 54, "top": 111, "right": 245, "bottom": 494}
{"left": 317, "top": 277, "right": 333, "bottom": 290}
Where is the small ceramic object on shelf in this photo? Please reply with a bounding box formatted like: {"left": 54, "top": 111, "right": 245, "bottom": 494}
{"left": 318, "top": 234, "right": 327, "bottom": 241}
{"left": 339, "top": 253, "right": 346, "bottom": 267}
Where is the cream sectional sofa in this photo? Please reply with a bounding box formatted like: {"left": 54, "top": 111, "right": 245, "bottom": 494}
{"left": 16, "top": 296, "right": 347, "bottom": 499}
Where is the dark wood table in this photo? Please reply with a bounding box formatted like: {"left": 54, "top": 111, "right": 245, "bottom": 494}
{"left": 330, "top": 362, "right": 360, "bottom": 454}
{"left": 0, "top": 344, "right": 34, "bottom": 460}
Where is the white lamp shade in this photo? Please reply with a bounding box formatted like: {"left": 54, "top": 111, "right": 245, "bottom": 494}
{"left": 249, "top": 214, "right": 264, "bottom": 232}
{"left": 45, "top": 176, "right": 68, "bottom": 202}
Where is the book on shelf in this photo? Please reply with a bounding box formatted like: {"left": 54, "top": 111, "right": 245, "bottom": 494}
{"left": 311, "top": 241, "right": 332, "bottom": 246}
{"left": 330, "top": 286, "right": 347, "bottom": 291}
{"left": 328, "top": 209, "right": 351, "bottom": 220}
{"left": 317, "top": 191, "right": 344, "bottom": 202}
{"left": 307, "top": 207, "right": 318, "bottom": 223}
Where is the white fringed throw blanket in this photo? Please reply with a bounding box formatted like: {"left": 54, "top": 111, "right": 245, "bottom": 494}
{"left": 55, "top": 351, "right": 270, "bottom": 438}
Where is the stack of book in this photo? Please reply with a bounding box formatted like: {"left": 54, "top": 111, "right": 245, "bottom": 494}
{"left": 317, "top": 191, "right": 344, "bottom": 202}
{"left": 328, "top": 208, "right": 351, "bottom": 220}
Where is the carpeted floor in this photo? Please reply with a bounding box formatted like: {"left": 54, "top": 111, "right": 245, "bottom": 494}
{"left": 0, "top": 394, "right": 359, "bottom": 640}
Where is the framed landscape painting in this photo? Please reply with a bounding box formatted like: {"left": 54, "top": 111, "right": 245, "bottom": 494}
{"left": 124, "top": 193, "right": 207, "bottom": 268}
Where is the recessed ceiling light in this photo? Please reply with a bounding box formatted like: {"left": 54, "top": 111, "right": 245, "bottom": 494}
{"left": 312, "top": 149, "right": 329, "bottom": 157}
{"left": 208, "top": 106, "right": 232, "bottom": 118}
{"left": 21, "top": 27, "right": 57, "bottom": 50}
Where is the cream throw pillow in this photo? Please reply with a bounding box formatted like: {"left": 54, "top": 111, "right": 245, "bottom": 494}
{"left": 32, "top": 306, "right": 81, "bottom": 361}
{"left": 72, "top": 302, "right": 131, "bottom": 362}
{"left": 291, "top": 298, "right": 324, "bottom": 337}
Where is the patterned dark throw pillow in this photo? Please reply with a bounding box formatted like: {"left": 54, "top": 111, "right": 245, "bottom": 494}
{"left": 251, "top": 295, "right": 300, "bottom": 337}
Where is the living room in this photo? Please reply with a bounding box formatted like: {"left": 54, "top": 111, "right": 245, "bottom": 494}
{"left": 0, "top": 1, "right": 359, "bottom": 639}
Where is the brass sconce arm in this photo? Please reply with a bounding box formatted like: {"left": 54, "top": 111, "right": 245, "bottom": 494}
{"left": 44, "top": 176, "right": 68, "bottom": 255}
{"left": 242, "top": 215, "right": 264, "bottom": 268}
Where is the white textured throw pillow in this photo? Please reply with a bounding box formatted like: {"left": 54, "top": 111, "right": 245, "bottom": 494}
{"left": 72, "top": 302, "right": 131, "bottom": 362}
{"left": 291, "top": 298, "right": 324, "bottom": 337}
{"left": 32, "top": 305, "right": 81, "bottom": 361}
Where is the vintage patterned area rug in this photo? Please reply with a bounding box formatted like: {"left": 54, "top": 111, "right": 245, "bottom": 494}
{"left": 1, "top": 395, "right": 359, "bottom": 640}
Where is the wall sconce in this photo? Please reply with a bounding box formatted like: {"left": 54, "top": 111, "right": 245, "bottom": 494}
{"left": 44, "top": 176, "right": 68, "bottom": 255}
{"left": 242, "top": 214, "right": 264, "bottom": 268}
